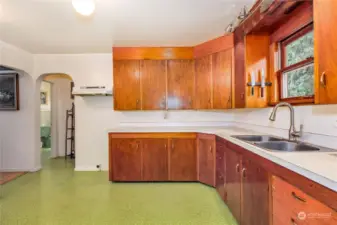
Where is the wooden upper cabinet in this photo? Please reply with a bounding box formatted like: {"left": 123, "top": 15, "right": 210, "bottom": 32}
{"left": 113, "top": 60, "right": 141, "bottom": 110}
{"left": 141, "top": 138, "right": 168, "bottom": 181}
{"left": 314, "top": 0, "right": 337, "bottom": 104}
{"left": 169, "top": 138, "right": 197, "bottom": 181}
{"left": 110, "top": 138, "right": 142, "bottom": 181}
{"left": 167, "top": 60, "right": 195, "bottom": 109}
{"left": 140, "top": 60, "right": 167, "bottom": 110}
{"left": 212, "top": 50, "right": 232, "bottom": 109}
{"left": 195, "top": 55, "right": 212, "bottom": 109}
{"left": 234, "top": 27, "right": 246, "bottom": 108}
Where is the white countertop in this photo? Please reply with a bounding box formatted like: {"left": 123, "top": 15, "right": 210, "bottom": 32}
{"left": 108, "top": 126, "right": 337, "bottom": 192}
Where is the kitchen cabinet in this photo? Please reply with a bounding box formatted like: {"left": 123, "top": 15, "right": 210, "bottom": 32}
{"left": 113, "top": 60, "right": 141, "bottom": 110}
{"left": 233, "top": 27, "right": 246, "bottom": 108}
{"left": 225, "top": 144, "right": 269, "bottom": 225}
{"left": 241, "top": 157, "right": 269, "bottom": 225}
{"left": 110, "top": 138, "right": 142, "bottom": 181}
{"left": 212, "top": 50, "right": 232, "bottom": 109}
{"left": 167, "top": 60, "right": 195, "bottom": 109}
{"left": 142, "top": 139, "right": 168, "bottom": 181}
{"left": 215, "top": 137, "right": 226, "bottom": 201}
{"left": 272, "top": 176, "right": 337, "bottom": 225}
{"left": 197, "top": 134, "right": 215, "bottom": 187}
{"left": 314, "top": 0, "right": 337, "bottom": 104}
{"left": 140, "top": 60, "right": 167, "bottom": 110}
{"left": 225, "top": 145, "right": 242, "bottom": 224}
{"left": 169, "top": 138, "right": 197, "bottom": 181}
{"left": 195, "top": 55, "right": 212, "bottom": 109}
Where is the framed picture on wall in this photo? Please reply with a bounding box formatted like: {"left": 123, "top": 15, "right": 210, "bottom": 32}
{"left": 40, "top": 91, "right": 48, "bottom": 105}
{"left": 0, "top": 73, "right": 19, "bottom": 110}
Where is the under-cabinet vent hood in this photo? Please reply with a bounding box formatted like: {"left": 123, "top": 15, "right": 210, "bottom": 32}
{"left": 72, "top": 86, "right": 112, "bottom": 96}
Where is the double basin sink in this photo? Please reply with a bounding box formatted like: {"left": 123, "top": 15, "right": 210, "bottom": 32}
{"left": 231, "top": 135, "right": 336, "bottom": 152}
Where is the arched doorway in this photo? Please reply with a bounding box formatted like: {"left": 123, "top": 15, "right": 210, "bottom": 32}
{"left": 36, "top": 73, "right": 75, "bottom": 168}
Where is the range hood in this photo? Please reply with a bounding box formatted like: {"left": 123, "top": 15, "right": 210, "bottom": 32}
{"left": 72, "top": 86, "right": 112, "bottom": 96}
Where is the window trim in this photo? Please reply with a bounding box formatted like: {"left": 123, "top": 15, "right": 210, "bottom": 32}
{"left": 278, "top": 23, "right": 314, "bottom": 103}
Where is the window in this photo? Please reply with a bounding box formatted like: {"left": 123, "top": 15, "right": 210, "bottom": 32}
{"left": 280, "top": 24, "right": 314, "bottom": 101}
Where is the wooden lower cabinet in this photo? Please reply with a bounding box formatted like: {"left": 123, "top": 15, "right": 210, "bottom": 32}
{"left": 224, "top": 143, "right": 269, "bottom": 225}
{"left": 225, "top": 145, "right": 242, "bottom": 224}
{"left": 142, "top": 138, "right": 168, "bottom": 181}
{"left": 241, "top": 157, "right": 269, "bottom": 225}
{"left": 109, "top": 132, "right": 337, "bottom": 225}
{"left": 197, "top": 134, "right": 216, "bottom": 187}
{"left": 169, "top": 138, "right": 197, "bottom": 181}
{"left": 110, "top": 138, "right": 142, "bottom": 181}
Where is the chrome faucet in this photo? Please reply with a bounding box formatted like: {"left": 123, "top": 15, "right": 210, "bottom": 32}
{"left": 269, "top": 102, "right": 303, "bottom": 141}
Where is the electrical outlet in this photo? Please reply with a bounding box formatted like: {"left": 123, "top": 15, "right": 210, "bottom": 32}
{"left": 334, "top": 120, "right": 337, "bottom": 128}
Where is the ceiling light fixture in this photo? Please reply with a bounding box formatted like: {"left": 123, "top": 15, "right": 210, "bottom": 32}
{"left": 72, "top": 0, "right": 96, "bottom": 16}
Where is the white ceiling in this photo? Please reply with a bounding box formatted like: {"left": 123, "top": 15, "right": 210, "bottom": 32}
{"left": 0, "top": 0, "right": 255, "bottom": 54}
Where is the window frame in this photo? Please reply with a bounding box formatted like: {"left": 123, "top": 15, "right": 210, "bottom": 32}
{"left": 278, "top": 23, "right": 314, "bottom": 103}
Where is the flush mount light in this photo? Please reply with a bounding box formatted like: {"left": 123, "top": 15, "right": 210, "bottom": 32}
{"left": 72, "top": 0, "right": 96, "bottom": 16}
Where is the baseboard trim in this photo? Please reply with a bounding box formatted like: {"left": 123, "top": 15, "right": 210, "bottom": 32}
{"left": 75, "top": 166, "right": 107, "bottom": 172}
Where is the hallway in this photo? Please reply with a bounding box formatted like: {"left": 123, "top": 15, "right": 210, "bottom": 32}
{"left": 0, "top": 157, "right": 236, "bottom": 225}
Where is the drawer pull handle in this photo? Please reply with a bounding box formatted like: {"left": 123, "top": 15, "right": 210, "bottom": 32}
{"left": 320, "top": 71, "right": 327, "bottom": 87}
{"left": 291, "top": 192, "right": 306, "bottom": 203}
{"left": 236, "top": 164, "right": 240, "bottom": 173}
{"left": 291, "top": 218, "right": 298, "bottom": 225}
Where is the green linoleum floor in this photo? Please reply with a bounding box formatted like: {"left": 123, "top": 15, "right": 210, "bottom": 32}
{"left": 0, "top": 153, "right": 237, "bottom": 225}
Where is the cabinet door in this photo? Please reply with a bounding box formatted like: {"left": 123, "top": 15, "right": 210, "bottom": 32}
{"left": 113, "top": 60, "right": 141, "bottom": 110}
{"left": 234, "top": 27, "right": 246, "bottom": 108}
{"left": 241, "top": 157, "right": 269, "bottom": 225}
{"left": 140, "top": 60, "right": 167, "bottom": 110}
{"left": 212, "top": 50, "right": 232, "bottom": 109}
{"left": 169, "top": 138, "right": 197, "bottom": 181}
{"left": 195, "top": 55, "right": 212, "bottom": 109}
{"left": 167, "top": 60, "right": 195, "bottom": 109}
{"left": 314, "top": 0, "right": 337, "bottom": 104}
{"left": 216, "top": 138, "right": 226, "bottom": 201}
{"left": 110, "top": 138, "right": 142, "bottom": 181}
{"left": 141, "top": 139, "right": 168, "bottom": 181}
{"left": 198, "top": 136, "right": 215, "bottom": 187}
{"left": 225, "top": 147, "right": 242, "bottom": 224}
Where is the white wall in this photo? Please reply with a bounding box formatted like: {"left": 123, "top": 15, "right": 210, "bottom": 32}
{"left": 0, "top": 41, "right": 38, "bottom": 171}
{"left": 52, "top": 78, "right": 73, "bottom": 157}
{"left": 0, "top": 72, "right": 36, "bottom": 171}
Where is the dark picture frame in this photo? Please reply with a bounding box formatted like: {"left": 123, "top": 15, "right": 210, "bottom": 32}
{"left": 0, "top": 73, "right": 19, "bottom": 110}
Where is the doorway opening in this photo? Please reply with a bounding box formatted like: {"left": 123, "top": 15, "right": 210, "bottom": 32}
{"left": 39, "top": 74, "right": 75, "bottom": 168}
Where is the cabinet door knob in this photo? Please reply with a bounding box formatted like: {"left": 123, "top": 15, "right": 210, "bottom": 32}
{"left": 236, "top": 164, "right": 240, "bottom": 173}
{"left": 242, "top": 168, "right": 247, "bottom": 178}
{"left": 320, "top": 71, "right": 327, "bottom": 87}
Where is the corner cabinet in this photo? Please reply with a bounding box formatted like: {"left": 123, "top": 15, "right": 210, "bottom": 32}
{"left": 314, "top": 0, "right": 337, "bottom": 104}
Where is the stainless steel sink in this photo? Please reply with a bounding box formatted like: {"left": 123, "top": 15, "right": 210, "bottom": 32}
{"left": 255, "top": 141, "right": 320, "bottom": 152}
{"left": 231, "top": 135, "right": 337, "bottom": 152}
{"left": 231, "top": 135, "right": 284, "bottom": 142}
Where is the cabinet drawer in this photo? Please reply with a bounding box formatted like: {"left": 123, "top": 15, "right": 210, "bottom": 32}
{"left": 272, "top": 176, "right": 337, "bottom": 225}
